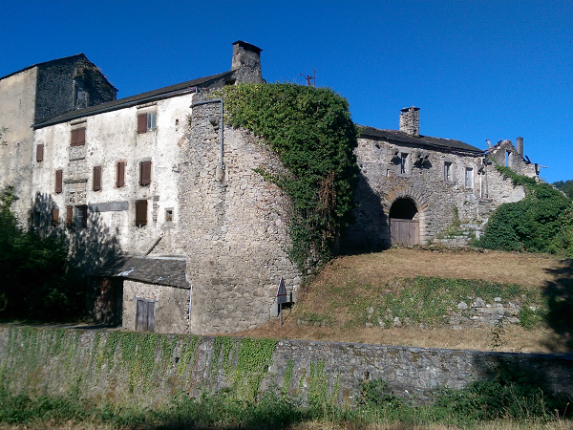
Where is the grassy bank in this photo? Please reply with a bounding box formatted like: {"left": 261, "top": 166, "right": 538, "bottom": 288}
{"left": 1, "top": 380, "right": 571, "bottom": 430}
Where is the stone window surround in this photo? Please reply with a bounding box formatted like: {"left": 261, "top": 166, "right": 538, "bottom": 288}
{"left": 399, "top": 151, "right": 411, "bottom": 175}
{"left": 443, "top": 160, "right": 455, "bottom": 184}
{"left": 465, "top": 167, "right": 474, "bottom": 189}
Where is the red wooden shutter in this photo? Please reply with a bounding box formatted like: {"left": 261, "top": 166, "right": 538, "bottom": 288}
{"left": 93, "top": 166, "right": 102, "bottom": 191}
{"left": 55, "top": 170, "right": 63, "bottom": 193}
{"left": 36, "top": 144, "right": 44, "bottom": 162}
{"left": 66, "top": 206, "right": 73, "bottom": 227}
{"left": 140, "top": 160, "right": 151, "bottom": 186}
{"left": 117, "top": 162, "right": 125, "bottom": 187}
{"left": 137, "top": 114, "right": 147, "bottom": 134}
{"left": 71, "top": 128, "right": 86, "bottom": 146}
{"left": 135, "top": 200, "right": 148, "bottom": 226}
{"left": 52, "top": 208, "right": 59, "bottom": 226}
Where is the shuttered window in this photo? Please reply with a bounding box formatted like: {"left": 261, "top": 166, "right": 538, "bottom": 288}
{"left": 137, "top": 112, "right": 156, "bottom": 134}
{"left": 66, "top": 206, "right": 73, "bottom": 227}
{"left": 70, "top": 127, "right": 86, "bottom": 146}
{"left": 93, "top": 166, "right": 102, "bottom": 191}
{"left": 52, "top": 208, "right": 59, "bottom": 226}
{"left": 135, "top": 200, "right": 148, "bottom": 227}
{"left": 55, "top": 170, "right": 63, "bottom": 193}
{"left": 116, "top": 161, "right": 125, "bottom": 188}
{"left": 36, "top": 144, "right": 44, "bottom": 162}
{"left": 139, "top": 160, "right": 151, "bottom": 186}
{"left": 137, "top": 114, "right": 148, "bottom": 134}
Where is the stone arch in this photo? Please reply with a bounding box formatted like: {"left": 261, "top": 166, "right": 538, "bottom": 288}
{"left": 386, "top": 187, "right": 431, "bottom": 245}
{"left": 384, "top": 187, "right": 430, "bottom": 245}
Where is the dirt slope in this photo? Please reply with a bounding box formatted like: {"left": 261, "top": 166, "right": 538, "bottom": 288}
{"left": 234, "top": 248, "right": 573, "bottom": 353}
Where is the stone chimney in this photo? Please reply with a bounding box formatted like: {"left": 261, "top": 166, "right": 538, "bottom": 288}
{"left": 516, "top": 136, "right": 524, "bottom": 157}
{"left": 399, "top": 107, "right": 420, "bottom": 137}
{"left": 231, "top": 40, "right": 264, "bottom": 84}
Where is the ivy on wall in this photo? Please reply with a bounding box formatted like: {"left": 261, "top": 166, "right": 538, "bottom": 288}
{"left": 215, "top": 83, "right": 359, "bottom": 270}
{"left": 474, "top": 166, "right": 573, "bottom": 256}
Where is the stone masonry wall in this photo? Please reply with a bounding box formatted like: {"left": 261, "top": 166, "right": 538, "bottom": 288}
{"left": 343, "top": 136, "right": 528, "bottom": 251}
{"left": 1, "top": 326, "right": 572, "bottom": 408}
{"left": 182, "top": 100, "right": 301, "bottom": 334}
{"left": 122, "top": 280, "right": 190, "bottom": 334}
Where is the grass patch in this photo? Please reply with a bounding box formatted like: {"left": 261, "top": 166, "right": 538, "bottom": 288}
{"left": 303, "top": 276, "right": 546, "bottom": 329}
{"left": 1, "top": 376, "right": 570, "bottom": 430}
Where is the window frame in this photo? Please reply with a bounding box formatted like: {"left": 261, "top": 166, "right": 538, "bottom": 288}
{"left": 443, "top": 161, "right": 454, "bottom": 183}
{"left": 137, "top": 111, "right": 157, "bottom": 134}
{"left": 465, "top": 167, "right": 474, "bottom": 189}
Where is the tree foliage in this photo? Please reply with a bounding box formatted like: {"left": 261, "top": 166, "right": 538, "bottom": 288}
{"left": 554, "top": 179, "right": 573, "bottom": 200}
{"left": 474, "top": 167, "right": 573, "bottom": 256}
{"left": 0, "top": 187, "right": 86, "bottom": 321}
{"left": 218, "top": 83, "right": 359, "bottom": 269}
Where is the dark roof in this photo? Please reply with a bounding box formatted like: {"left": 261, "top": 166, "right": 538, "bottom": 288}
{"left": 95, "top": 256, "right": 188, "bottom": 289}
{"left": 361, "top": 126, "right": 484, "bottom": 154}
{"left": 0, "top": 53, "right": 87, "bottom": 81}
{"left": 34, "top": 69, "right": 235, "bottom": 129}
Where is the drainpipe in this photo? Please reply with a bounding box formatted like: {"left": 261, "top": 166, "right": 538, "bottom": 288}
{"left": 191, "top": 99, "right": 225, "bottom": 182}
{"left": 188, "top": 284, "right": 193, "bottom": 333}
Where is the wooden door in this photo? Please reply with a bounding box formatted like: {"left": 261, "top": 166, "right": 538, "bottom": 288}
{"left": 136, "top": 299, "right": 155, "bottom": 332}
{"left": 390, "top": 219, "right": 419, "bottom": 245}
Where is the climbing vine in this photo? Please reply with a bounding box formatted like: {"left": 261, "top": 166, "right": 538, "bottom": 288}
{"left": 475, "top": 165, "right": 573, "bottom": 256}
{"left": 215, "top": 83, "right": 359, "bottom": 270}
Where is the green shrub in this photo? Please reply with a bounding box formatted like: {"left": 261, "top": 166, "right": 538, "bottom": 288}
{"left": 217, "top": 83, "right": 359, "bottom": 270}
{"left": 475, "top": 166, "right": 573, "bottom": 257}
{"left": 0, "top": 187, "right": 87, "bottom": 321}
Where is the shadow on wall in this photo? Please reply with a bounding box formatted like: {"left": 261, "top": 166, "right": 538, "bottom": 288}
{"left": 339, "top": 172, "right": 388, "bottom": 255}
{"left": 27, "top": 193, "right": 124, "bottom": 323}
{"left": 542, "top": 259, "right": 573, "bottom": 352}
{"left": 468, "top": 352, "right": 573, "bottom": 419}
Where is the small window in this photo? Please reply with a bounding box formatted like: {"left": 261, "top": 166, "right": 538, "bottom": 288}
{"left": 76, "top": 205, "right": 88, "bottom": 228}
{"left": 116, "top": 161, "right": 125, "bottom": 188}
{"left": 70, "top": 127, "right": 86, "bottom": 146}
{"left": 139, "top": 160, "right": 152, "bottom": 186}
{"left": 400, "top": 153, "right": 408, "bottom": 174}
{"left": 137, "top": 112, "right": 156, "bottom": 134}
{"left": 465, "top": 168, "right": 474, "bottom": 188}
{"left": 93, "top": 166, "right": 102, "bottom": 191}
{"left": 36, "top": 144, "right": 44, "bottom": 162}
{"left": 165, "top": 209, "right": 173, "bottom": 222}
{"left": 444, "top": 162, "right": 453, "bottom": 183}
{"left": 135, "top": 199, "right": 148, "bottom": 227}
{"left": 55, "top": 170, "right": 63, "bottom": 193}
{"left": 52, "top": 208, "right": 59, "bottom": 227}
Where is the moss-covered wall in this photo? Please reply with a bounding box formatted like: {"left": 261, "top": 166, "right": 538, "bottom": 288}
{"left": 1, "top": 325, "right": 571, "bottom": 407}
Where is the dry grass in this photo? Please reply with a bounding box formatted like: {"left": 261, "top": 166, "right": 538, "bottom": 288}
{"left": 236, "top": 248, "right": 572, "bottom": 353}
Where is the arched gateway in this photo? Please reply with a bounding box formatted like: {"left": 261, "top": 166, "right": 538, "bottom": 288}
{"left": 389, "top": 198, "right": 419, "bottom": 245}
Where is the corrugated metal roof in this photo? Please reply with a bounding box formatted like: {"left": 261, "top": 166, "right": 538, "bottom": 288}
{"left": 361, "top": 126, "right": 484, "bottom": 154}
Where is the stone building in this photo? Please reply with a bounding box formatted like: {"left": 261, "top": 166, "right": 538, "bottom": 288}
{"left": 0, "top": 42, "right": 540, "bottom": 334}
{"left": 343, "top": 107, "right": 539, "bottom": 251}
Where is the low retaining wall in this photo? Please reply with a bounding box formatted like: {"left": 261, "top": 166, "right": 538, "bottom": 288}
{"left": 1, "top": 325, "right": 571, "bottom": 406}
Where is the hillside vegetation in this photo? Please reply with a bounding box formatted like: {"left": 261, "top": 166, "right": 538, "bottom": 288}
{"left": 237, "top": 247, "right": 573, "bottom": 354}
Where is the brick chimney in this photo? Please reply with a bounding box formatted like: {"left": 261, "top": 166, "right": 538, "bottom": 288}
{"left": 231, "top": 40, "right": 264, "bottom": 84}
{"left": 399, "top": 106, "right": 420, "bottom": 137}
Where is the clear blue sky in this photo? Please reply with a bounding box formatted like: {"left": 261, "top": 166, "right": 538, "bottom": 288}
{"left": 2, "top": 0, "right": 572, "bottom": 183}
